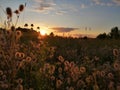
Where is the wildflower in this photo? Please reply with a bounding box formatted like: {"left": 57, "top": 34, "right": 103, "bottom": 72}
{"left": 1, "top": 83, "right": 9, "bottom": 89}
{"left": 20, "top": 53, "right": 25, "bottom": 58}
{"left": 0, "top": 70, "right": 3, "bottom": 76}
{"left": 56, "top": 79, "right": 62, "bottom": 88}
{"left": 0, "top": 50, "right": 4, "bottom": 58}
{"left": 69, "top": 61, "right": 75, "bottom": 68}
{"left": 108, "top": 81, "right": 115, "bottom": 90}
{"left": 93, "top": 84, "right": 99, "bottom": 90}
{"left": 100, "top": 71, "right": 106, "bottom": 77}
{"left": 69, "top": 86, "right": 74, "bottom": 90}
{"left": 26, "top": 56, "right": 32, "bottom": 62}
{"left": 16, "top": 84, "right": 23, "bottom": 90}
{"left": 16, "top": 30, "right": 22, "bottom": 39}
{"left": 15, "top": 52, "right": 21, "bottom": 58}
{"left": 49, "top": 65, "right": 55, "bottom": 75}
{"left": 66, "top": 77, "right": 71, "bottom": 84}
{"left": 96, "top": 70, "right": 101, "bottom": 76}
{"left": 58, "top": 56, "right": 64, "bottom": 63}
{"left": 117, "top": 84, "right": 120, "bottom": 90}
{"left": 6, "top": 7, "right": 12, "bottom": 18}
{"left": 85, "top": 75, "right": 93, "bottom": 84}
{"left": 73, "top": 66, "right": 79, "bottom": 74}
{"left": 76, "top": 80, "right": 85, "bottom": 88}
{"left": 113, "top": 49, "right": 119, "bottom": 57}
{"left": 64, "top": 60, "right": 69, "bottom": 66}
{"left": 64, "top": 66, "right": 69, "bottom": 71}
{"left": 29, "top": 88, "right": 34, "bottom": 90}
{"left": 6, "top": 30, "right": 12, "bottom": 37}
{"left": 107, "top": 73, "right": 114, "bottom": 79}
{"left": 44, "top": 63, "right": 50, "bottom": 69}
{"left": 19, "top": 4, "right": 24, "bottom": 12}
{"left": 17, "top": 78, "right": 23, "bottom": 84}
{"left": 58, "top": 74, "right": 64, "bottom": 80}
{"left": 11, "top": 26, "right": 15, "bottom": 31}
{"left": 80, "top": 66, "right": 86, "bottom": 74}
{"left": 58, "top": 67, "right": 62, "bottom": 74}
{"left": 113, "top": 62, "right": 120, "bottom": 71}
{"left": 72, "top": 74, "right": 79, "bottom": 82}
{"left": 2, "top": 75, "right": 6, "bottom": 80}
{"left": 94, "top": 56, "right": 99, "bottom": 61}
{"left": 50, "top": 76, "right": 55, "bottom": 81}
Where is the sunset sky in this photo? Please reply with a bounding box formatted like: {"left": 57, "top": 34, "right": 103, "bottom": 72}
{"left": 0, "top": 0, "right": 120, "bottom": 37}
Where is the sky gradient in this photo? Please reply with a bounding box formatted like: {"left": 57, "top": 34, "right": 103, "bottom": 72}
{"left": 0, "top": 0, "right": 120, "bottom": 37}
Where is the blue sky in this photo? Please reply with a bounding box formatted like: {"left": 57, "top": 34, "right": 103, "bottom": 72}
{"left": 0, "top": 0, "right": 120, "bottom": 37}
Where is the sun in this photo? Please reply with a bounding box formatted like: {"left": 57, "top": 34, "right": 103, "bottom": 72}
{"left": 40, "top": 30, "right": 46, "bottom": 36}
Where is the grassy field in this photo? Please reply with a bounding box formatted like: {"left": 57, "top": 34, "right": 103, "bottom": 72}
{"left": 0, "top": 28, "right": 120, "bottom": 90}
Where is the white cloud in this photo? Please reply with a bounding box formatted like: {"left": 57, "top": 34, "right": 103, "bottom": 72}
{"left": 33, "top": 0, "right": 56, "bottom": 12}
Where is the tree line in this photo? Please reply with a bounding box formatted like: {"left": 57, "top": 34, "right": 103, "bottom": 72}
{"left": 96, "top": 26, "right": 120, "bottom": 39}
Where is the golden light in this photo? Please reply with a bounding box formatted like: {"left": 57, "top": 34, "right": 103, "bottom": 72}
{"left": 40, "top": 30, "right": 46, "bottom": 36}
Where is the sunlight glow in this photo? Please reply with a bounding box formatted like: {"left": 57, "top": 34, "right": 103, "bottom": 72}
{"left": 40, "top": 30, "right": 46, "bottom": 36}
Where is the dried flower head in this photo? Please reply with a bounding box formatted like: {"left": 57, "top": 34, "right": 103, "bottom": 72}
{"left": 50, "top": 76, "right": 55, "bottom": 81}
{"left": 113, "top": 62, "right": 120, "bottom": 71}
{"left": 6, "top": 30, "right": 12, "bottom": 36}
{"left": 0, "top": 70, "right": 3, "bottom": 76}
{"left": 16, "top": 84, "right": 23, "bottom": 90}
{"left": 6, "top": 7, "right": 12, "bottom": 18}
{"left": 58, "top": 67, "right": 62, "bottom": 74}
{"left": 11, "top": 26, "right": 15, "bottom": 31}
{"left": 107, "top": 73, "right": 114, "bottom": 79}
{"left": 15, "top": 52, "right": 21, "bottom": 58}
{"left": 113, "top": 49, "right": 119, "bottom": 57}
{"left": 100, "top": 71, "right": 106, "bottom": 77}
{"left": 56, "top": 79, "right": 62, "bottom": 88}
{"left": 80, "top": 66, "right": 86, "bottom": 74}
{"left": 20, "top": 53, "right": 25, "bottom": 58}
{"left": 14, "top": 10, "right": 19, "bottom": 14}
{"left": 17, "top": 78, "right": 23, "bottom": 84}
{"left": 19, "top": 4, "right": 24, "bottom": 12}
{"left": 26, "top": 56, "right": 32, "bottom": 62}
{"left": 76, "top": 80, "right": 85, "bottom": 88}
{"left": 69, "top": 86, "right": 74, "bottom": 90}
{"left": 16, "top": 31, "right": 22, "bottom": 39}
{"left": 58, "top": 56, "right": 64, "bottom": 63}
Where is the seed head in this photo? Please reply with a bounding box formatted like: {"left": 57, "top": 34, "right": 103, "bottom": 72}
{"left": 6, "top": 7, "right": 12, "bottom": 18}
{"left": 19, "top": 4, "right": 24, "bottom": 12}
{"left": 14, "top": 10, "right": 19, "bottom": 14}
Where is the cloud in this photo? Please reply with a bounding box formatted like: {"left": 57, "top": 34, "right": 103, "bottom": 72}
{"left": 80, "top": 4, "right": 87, "bottom": 9}
{"left": 50, "top": 27, "right": 78, "bottom": 33}
{"left": 112, "top": 0, "right": 120, "bottom": 5}
{"left": 92, "top": 0, "right": 101, "bottom": 5}
{"left": 33, "top": 0, "right": 55, "bottom": 12}
{"left": 56, "top": 10, "right": 67, "bottom": 15}
{"left": 92, "top": 0, "right": 114, "bottom": 6}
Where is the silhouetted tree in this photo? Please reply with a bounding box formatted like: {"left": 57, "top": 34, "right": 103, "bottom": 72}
{"left": 49, "top": 32, "right": 54, "bottom": 37}
{"left": 110, "top": 26, "right": 120, "bottom": 39}
{"left": 97, "top": 33, "right": 107, "bottom": 39}
{"left": 83, "top": 36, "right": 88, "bottom": 39}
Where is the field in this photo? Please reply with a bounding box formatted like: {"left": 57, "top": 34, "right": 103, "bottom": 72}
{"left": 0, "top": 27, "right": 120, "bottom": 90}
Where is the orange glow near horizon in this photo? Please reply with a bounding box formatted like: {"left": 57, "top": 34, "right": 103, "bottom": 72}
{"left": 40, "top": 29, "right": 47, "bottom": 36}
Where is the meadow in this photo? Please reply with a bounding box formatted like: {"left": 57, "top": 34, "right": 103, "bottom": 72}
{"left": 0, "top": 26, "right": 120, "bottom": 90}
{"left": 0, "top": 3, "right": 120, "bottom": 90}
